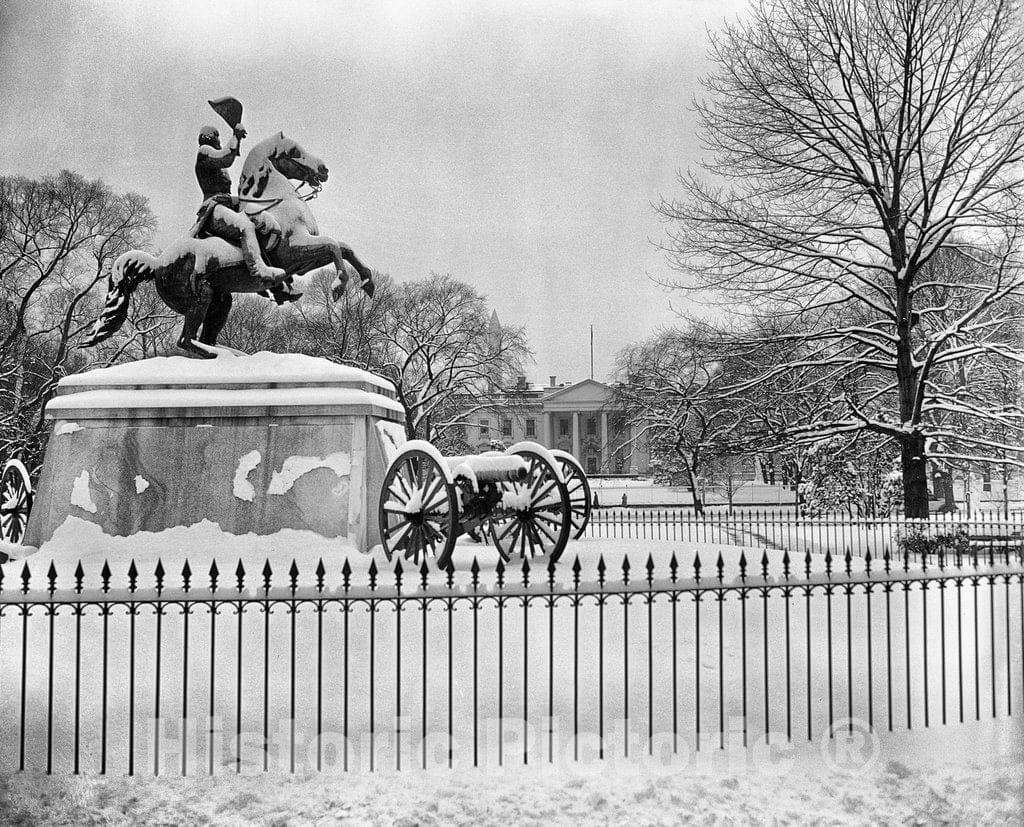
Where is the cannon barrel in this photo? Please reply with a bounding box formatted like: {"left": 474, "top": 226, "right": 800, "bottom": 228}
{"left": 475, "top": 465, "right": 528, "bottom": 483}
{"left": 447, "top": 454, "right": 529, "bottom": 485}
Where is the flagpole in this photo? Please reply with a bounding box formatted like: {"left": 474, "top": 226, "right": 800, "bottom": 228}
{"left": 590, "top": 325, "right": 594, "bottom": 380}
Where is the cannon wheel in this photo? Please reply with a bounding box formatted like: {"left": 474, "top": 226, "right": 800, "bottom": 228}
{"left": 0, "top": 458, "right": 33, "bottom": 545}
{"left": 379, "top": 445, "right": 458, "bottom": 569}
{"left": 490, "top": 443, "right": 571, "bottom": 564}
{"left": 551, "top": 450, "right": 592, "bottom": 540}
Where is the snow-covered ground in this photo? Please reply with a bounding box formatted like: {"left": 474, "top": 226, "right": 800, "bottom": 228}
{"left": 1, "top": 522, "right": 1021, "bottom": 822}
{"left": 0, "top": 720, "right": 1020, "bottom": 824}
{"left": 586, "top": 509, "right": 1023, "bottom": 558}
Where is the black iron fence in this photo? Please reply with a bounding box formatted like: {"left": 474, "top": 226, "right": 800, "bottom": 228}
{"left": 0, "top": 544, "right": 1021, "bottom": 776}
{"left": 586, "top": 508, "right": 1024, "bottom": 558}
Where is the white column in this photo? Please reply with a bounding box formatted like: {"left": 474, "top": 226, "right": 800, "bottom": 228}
{"left": 540, "top": 410, "right": 551, "bottom": 447}
{"left": 572, "top": 411, "right": 581, "bottom": 460}
{"left": 600, "top": 411, "right": 609, "bottom": 471}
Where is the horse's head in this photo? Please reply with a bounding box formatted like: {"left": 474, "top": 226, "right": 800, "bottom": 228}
{"left": 269, "top": 132, "right": 329, "bottom": 186}
{"left": 240, "top": 132, "right": 329, "bottom": 198}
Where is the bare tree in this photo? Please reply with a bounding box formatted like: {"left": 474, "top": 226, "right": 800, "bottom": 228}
{"left": 0, "top": 171, "right": 156, "bottom": 469}
{"left": 660, "top": 0, "right": 1024, "bottom": 516}
{"left": 291, "top": 268, "right": 396, "bottom": 369}
{"left": 369, "top": 273, "right": 531, "bottom": 442}
{"left": 615, "top": 329, "right": 742, "bottom": 513}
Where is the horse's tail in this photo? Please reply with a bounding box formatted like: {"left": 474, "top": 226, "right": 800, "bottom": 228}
{"left": 81, "top": 251, "right": 157, "bottom": 348}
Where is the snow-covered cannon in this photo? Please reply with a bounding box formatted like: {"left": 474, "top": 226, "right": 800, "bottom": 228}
{"left": 0, "top": 458, "right": 33, "bottom": 547}
{"left": 378, "top": 440, "right": 577, "bottom": 569}
{"left": 549, "top": 449, "right": 593, "bottom": 540}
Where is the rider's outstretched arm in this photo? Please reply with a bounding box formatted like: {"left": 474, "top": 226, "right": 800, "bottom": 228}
{"left": 199, "top": 132, "right": 242, "bottom": 168}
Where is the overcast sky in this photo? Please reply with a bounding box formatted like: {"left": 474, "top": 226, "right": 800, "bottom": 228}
{"left": 0, "top": 0, "right": 748, "bottom": 384}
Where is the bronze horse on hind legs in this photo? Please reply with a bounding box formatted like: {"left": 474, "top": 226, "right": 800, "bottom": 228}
{"left": 83, "top": 132, "right": 374, "bottom": 358}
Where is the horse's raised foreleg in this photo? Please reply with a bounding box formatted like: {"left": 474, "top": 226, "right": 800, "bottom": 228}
{"left": 338, "top": 243, "right": 375, "bottom": 297}
{"left": 178, "top": 280, "right": 217, "bottom": 359}
{"left": 283, "top": 234, "right": 374, "bottom": 300}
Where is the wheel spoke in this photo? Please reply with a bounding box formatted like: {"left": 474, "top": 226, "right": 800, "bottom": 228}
{"left": 506, "top": 522, "right": 523, "bottom": 556}
{"left": 533, "top": 512, "right": 565, "bottom": 529}
{"left": 405, "top": 526, "right": 424, "bottom": 562}
{"left": 531, "top": 480, "right": 556, "bottom": 505}
{"left": 494, "top": 519, "right": 517, "bottom": 542}
{"left": 532, "top": 517, "right": 558, "bottom": 545}
{"left": 419, "top": 475, "right": 445, "bottom": 512}
{"left": 420, "top": 487, "right": 449, "bottom": 514}
{"left": 421, "top": 519, "right": 444, "bottom": 548}
{"left": 387, "top": 475, "right": 412, "bottom": 505}
{"left": 386, "top": 520, "right": 413, "bottom": 546}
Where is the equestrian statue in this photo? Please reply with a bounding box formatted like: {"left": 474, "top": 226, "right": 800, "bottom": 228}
{"left": 83, "top": 97, "right": 375, "bottom": 359}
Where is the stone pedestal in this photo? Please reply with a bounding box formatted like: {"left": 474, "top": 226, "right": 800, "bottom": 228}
{"left": 25, "top": 350, "right": 406, "bottom": 552}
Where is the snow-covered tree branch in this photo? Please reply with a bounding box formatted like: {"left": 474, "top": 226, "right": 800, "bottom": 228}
{"left": 659, "top": 0, "right": 1024, "bottom": 516}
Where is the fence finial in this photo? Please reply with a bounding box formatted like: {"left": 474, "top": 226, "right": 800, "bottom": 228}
{"left": 209, "top": 559, "right": 219, "bottom": 593}
{"left": 47, "top": 561, "right": 58, "bottom": 597}
{"left": 100, "top": 561, "right": 111, "bottom": 595}
{"left": 470, "top": 557, "right": 480, "bottom": 591}
{"left": 154, "top": 560, "right": 164, "bottom": 595}
{"left": 368, "top": 559, "right": 379, "bottom": 591}
{"left": 128, "top": 560, "right": 138, "bottom": 593}
{"left": 181, "top": 560, "right": 192, "bottom": 593}
{"left": 315, "top": 559, "right": 326, "bottom": 593}
{"left": 261, "top": 559, "right": 272, "bottom": 593}
{"left": 75, "top": 561, "right": 85, "bottom": 595}
{"left": 342, "top": 559, "right": 352, "bottom": 592}
{"left": 289, "top": 560, "right": 299, "bottom": 594}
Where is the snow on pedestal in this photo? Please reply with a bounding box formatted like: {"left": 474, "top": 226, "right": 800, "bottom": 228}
{"left": 24, "top": 348, "right": 404, "bottom": 552}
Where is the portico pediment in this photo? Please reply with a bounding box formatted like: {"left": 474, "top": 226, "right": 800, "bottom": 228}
{"left": 543, "top": 379, "right": 614, "bottom": 411}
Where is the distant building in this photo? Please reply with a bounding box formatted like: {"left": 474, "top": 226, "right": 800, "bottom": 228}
{"left": 456, "top": 374, "right": 650, "bottom": 475}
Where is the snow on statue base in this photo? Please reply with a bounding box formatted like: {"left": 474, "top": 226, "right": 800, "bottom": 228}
{"left": 24, "top": 348, "right": 406, "bottom": 552}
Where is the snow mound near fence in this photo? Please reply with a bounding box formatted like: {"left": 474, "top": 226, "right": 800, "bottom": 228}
{"left": 0, "top": 731, "right": 1020, "bottom": 825}
{"left": 2, "top": 516, "right": 368, "bottom": 592}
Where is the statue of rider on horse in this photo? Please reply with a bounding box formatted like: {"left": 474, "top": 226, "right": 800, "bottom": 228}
{"left": 83, "top": 97, "right": 375, "bottom": 359}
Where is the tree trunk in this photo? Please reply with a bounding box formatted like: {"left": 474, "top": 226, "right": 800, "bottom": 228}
{"left": 682, "top": 462, "right": 705, "bottom": 515}
{"left": 900, "top": 432, "right": 930, "bottom": 518}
